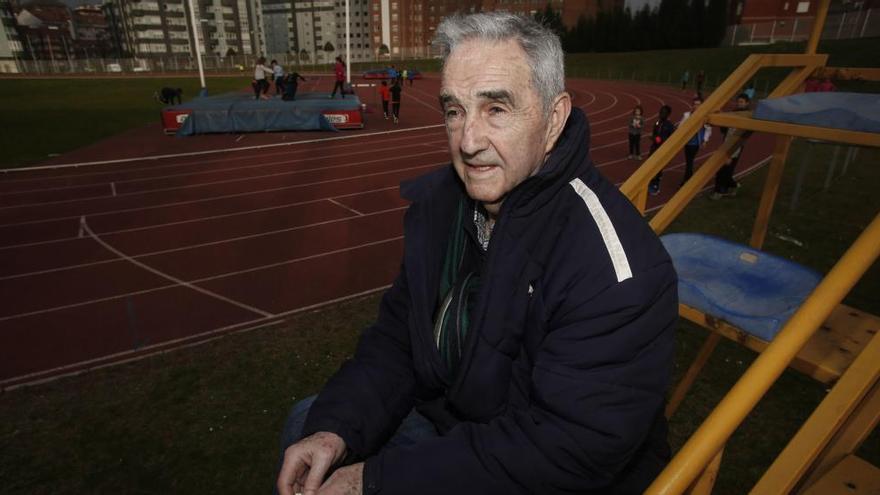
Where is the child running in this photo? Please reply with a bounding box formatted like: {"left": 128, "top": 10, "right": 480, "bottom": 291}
{"left": 627, "top": 105, "right": 644, "bottom": 160}
{"left": 647, "top": 104, "right": 676, "bottom": 195}
{"left": 252, "top": 57, "right": 271, "bottom": 100}
{"left": 379, "top": 80, "right": 391, "bottom": 119}
{"left": 390, "top": 79, "right": 402, "bottom": 124}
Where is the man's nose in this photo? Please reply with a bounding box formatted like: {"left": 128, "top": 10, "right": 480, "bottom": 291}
{"left": 459, "top": 114, "right": 489, "bottom": 157}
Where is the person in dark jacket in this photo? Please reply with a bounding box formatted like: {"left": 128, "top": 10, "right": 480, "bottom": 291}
{"left": 679, "top": 96, "right": 712, "bottom": 186}
{"left": 711, "top": 93, "right": 752, "bottom": 200}
{"left": 648, "top": 104, "right": 676, "bottom": 195}
{"left": 276, "top": 12, "right": 677, "bottom": 495}
{"left": 283, "top": 71, "right": 307, "bottom": 101}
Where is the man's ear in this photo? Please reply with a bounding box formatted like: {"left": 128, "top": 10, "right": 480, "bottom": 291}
{"left": 544, "top": 92, "right": 572, "bottom": 155}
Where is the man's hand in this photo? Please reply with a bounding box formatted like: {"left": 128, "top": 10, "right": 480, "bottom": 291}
{"left": 318, "top": 463, "right": 363, "bottom": 494}
{"left": 277, "top": 431, "right": 347, "bottom": 495}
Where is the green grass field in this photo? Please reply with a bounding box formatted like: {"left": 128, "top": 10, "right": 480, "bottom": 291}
{"left": 1, "top": 39, "right": 878, "bottom": 493}
{"left": 0, "top": 77, "right": 251, "bottom": 168}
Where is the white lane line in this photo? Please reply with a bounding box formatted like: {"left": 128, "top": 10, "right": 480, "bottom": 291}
{"left": 0, "top": 184, "right": 403, "bottom": 251}
{"left": 1, "top": 205, "right": 408, "bottom": 281}
{"left": 0, "top": 284, "right": 392, "bottom": 392}
{"left": 81, "top": 216, "right": 273, "bottom": 318}
{"left": 0, "top": 135, "right": 449, "bottom": 199}
{"left": 110, "top": 182, "right": 116, "bottom": 196}
{"left": 0, "top": 159, "right": 445, "bottom": 231}
{"left": 0, "top": 147, "right": 449, "bottom": 212}
{"left": 3, "top": 124, "right": 446, "bottom": 173}
{"left": 0, "top": 235, "right": 402, "bottom": 322}
{"left": 640, "top": 156, "right": 773, "bottom": 213}
{"left": 77, "top": 216, "right": 85, "bottom": 238}
{"left": 402, "top": 87, "right": 446, "bottom": 115}
{"left": 0, "top": 128, "right": 447, "bottom": 188}
{"left": 327, "top": 198, "right": 364, "bottom": 216}
{"left": 235, "top": 135, "right": 244, "bottom": 142}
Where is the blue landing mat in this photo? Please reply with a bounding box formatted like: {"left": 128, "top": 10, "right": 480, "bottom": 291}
{"left": 170, "top": 92, "right": 361, "bottom": 136}
{"left": 753, "top": 92, "right": 880, "bottom": 134}
{"left": 661, "top": 233, "right": 822, "bottom": 341}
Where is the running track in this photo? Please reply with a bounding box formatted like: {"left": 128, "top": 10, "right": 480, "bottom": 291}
{"left": 0, "top": 75, "right": 774, "bottom": 388}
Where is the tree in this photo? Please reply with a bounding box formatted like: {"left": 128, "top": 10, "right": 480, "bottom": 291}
{"left": 225, "top": 47, "right": 237, "bottom": 57}
{"left": 705, "top": 0, "right": 728, "bottom": 47}
{"left": 534, "top": 4, "right": 564, "bottom": 37}
{"left": 688, "top": 0, "right": 707, "bottom": 47}
{"left": 658, "top": 0, "right": 689, "bottom": 48}
{"left": 299, "top": 49, "right": 310, "bottom": 63}
{"left": 378, "top": 43, "right": 389, "bottom": 57}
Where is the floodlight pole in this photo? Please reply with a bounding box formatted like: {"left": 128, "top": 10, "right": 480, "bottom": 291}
{"left": 187, "top": 0, "right": 207, "bottom": 90}
{"left": 344, "top": 0, "right": 351, "bottom": 84}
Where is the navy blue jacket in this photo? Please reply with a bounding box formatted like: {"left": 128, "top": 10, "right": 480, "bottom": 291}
{"left": 302, "top": 108, "right": 678, "bottom": 494}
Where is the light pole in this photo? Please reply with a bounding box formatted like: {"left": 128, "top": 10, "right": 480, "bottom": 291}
{"left": 186, "top": 0, "right": 207, "bottom": 93}
{"left": 344, "top": 0, "right": 350, "bottom": 84}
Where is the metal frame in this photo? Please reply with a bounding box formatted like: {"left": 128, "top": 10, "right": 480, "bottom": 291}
{"left": 618, "top": 0, "right": 880, "bottom": 492}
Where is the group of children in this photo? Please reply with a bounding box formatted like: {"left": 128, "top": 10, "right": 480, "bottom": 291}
{"left": 378, "top": 79, "right": 403, "bottom": 123}
{"left": 629, "top": 91, "right": 752, "bottom": 200}
{"left": 252, "top": 57, "right": 308, "bottom": 101}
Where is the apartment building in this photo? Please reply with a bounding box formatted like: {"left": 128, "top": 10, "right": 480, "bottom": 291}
{"left": 0, "top": 0, "right": 22, "bottom": 71}
{"left": 103, "top": 0, "right": 263, "bottom": 58}
{"left": 262, "top": 0, "right": 369, "bottom": 62}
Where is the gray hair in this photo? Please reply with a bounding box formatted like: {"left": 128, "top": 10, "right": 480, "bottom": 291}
{"left": 433, "top": 11, "right": 565, "bottom": 113}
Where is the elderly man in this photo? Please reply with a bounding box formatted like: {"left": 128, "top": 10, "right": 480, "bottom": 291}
{"left": 276, "top": 12, "right": 677, "bottom": 495}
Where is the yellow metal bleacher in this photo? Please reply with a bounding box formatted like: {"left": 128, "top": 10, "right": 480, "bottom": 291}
{"left": 617, "top": 0, "right": 880, "bottom": 492}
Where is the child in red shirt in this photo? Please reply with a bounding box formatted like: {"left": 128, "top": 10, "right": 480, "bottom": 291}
{"left": 379, "top": 81, "right": 391, "bottom": 120}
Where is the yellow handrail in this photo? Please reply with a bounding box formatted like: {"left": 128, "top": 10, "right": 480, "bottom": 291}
{"left": 619, "top": 53, "right": 825, "bottom": 215}
{"left": 645, "top": 212, "right": 880, "bottom": 495}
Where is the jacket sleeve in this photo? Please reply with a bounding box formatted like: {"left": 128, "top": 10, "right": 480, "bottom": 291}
{"left": 364, "top": 261, "right": 678, "bottom": 494}
{"left": 300, "top": 266, "right": 417, "bottom": 459}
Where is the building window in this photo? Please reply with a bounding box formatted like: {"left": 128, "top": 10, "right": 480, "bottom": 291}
{"left": 796, "top": 1, "right": 810, "bottom": 13}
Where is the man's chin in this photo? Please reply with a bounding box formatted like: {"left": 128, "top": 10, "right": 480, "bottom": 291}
{"left": 465, "top": 186, "right": 503, "bottom": 206}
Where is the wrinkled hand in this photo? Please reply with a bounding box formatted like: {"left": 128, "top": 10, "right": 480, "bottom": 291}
{"left": 318, "top": 462, "right": 363, "bottom": 495}
{"left": 277, "top": 431, "right": 347, "bottom": 495}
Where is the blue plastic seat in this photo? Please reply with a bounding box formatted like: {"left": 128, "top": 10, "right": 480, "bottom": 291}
{"left": 661, "top": 233, "right": 823, "bottom": 341}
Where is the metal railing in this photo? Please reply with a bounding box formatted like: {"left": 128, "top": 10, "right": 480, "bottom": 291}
{"left": 724, "top": 8, "right": 879, "bottom": 46}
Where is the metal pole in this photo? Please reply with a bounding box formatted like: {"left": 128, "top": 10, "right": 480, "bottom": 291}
{"left": 791, "top": 18, "right": 798, "bottom": 41}
{"left": 837, "top": 11, "right": 846, "bottom": 39}
{"left": 186, "top": 0, "right": 206, "bottom": 90}
{"left": 806, "top": 0, "right": 832, "bottom": 54}
{"left": 345, "top": 0, "right": 350, "bottom": 84}
{"left": 645, "top": 212, "right": 880, "bottom": 495}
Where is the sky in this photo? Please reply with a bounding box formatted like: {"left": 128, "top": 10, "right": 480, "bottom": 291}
{"left": 626, "top": 0, "right": 661, "bottom": 10}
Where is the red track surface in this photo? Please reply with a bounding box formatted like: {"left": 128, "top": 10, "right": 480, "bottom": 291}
{"left": 0, "top": 75, "right": 773, "bottom": 388}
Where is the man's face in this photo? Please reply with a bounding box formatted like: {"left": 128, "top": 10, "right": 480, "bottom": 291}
{"left": 440, "top": 39, "right": 565, "bottom": 216}
{"left": 736, "top": 97, "right": 749, "bottom": 110}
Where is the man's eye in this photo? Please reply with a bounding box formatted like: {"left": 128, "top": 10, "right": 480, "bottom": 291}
{"left": 445, "top": 109, "right": 459, "bottom": 119}
{"left": 488, "top": 106, "right": 506, "bottom": 115}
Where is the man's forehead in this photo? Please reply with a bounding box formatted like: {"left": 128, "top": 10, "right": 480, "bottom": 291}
{"left": 440, "top": 39, "right": 531, "bottom": 99}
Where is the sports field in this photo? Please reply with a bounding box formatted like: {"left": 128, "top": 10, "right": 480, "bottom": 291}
{"left": 0, "top": 39, "right": 878, "bottom": 493}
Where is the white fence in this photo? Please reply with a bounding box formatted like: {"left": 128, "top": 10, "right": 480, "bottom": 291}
{"left": 724, "top": 9, "right": 879, "bottom": 45}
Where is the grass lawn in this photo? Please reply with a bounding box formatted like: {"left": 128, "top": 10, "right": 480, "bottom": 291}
{"left": 1, "top": 143, "right": 877, "bottom": 494}
{"left": 0, "top": 76, "right": 251, "bottom": 168}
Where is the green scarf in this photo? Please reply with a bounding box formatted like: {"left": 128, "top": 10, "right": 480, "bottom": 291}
{"left": 433, "top": 197, "right": 482, "bottom": 375}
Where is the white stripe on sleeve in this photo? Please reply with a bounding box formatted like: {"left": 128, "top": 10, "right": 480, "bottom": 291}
{"left": 569, "top": 178, "right": 633, "bottom": 283}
